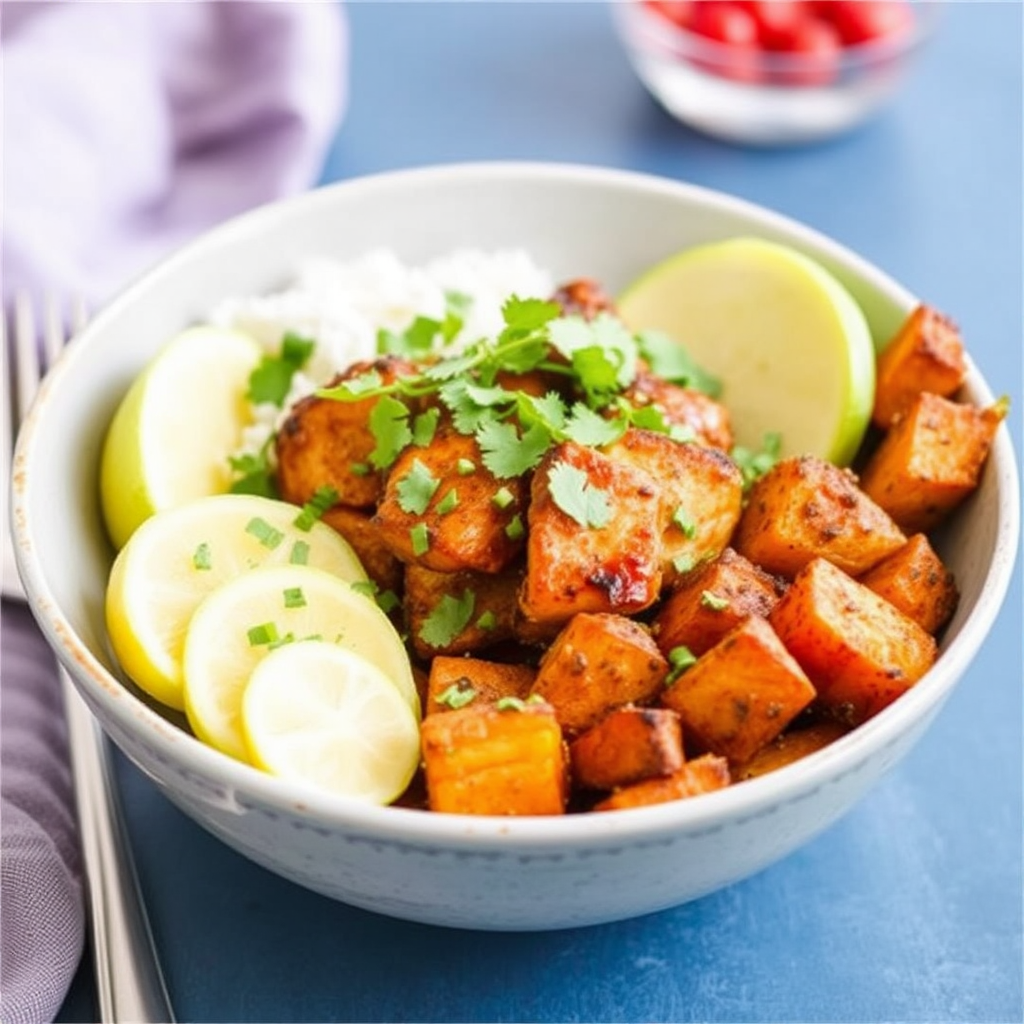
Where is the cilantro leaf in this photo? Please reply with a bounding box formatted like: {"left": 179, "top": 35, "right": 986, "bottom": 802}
{"left": 731, "top": 431, "right": 782, "bottom": 491}
{"left": 396, "top": 459, "right": 440, "bottom": 514}
{"left": 247, "top": 332, "right": 315, "bottom": 407}
{"left": 367, "top": 395, "right": 413, "bottom": 469}
{"left": 563, "top": 402, "right": 627, "bottom": 447}
{"left": 411, "top": 407, "right": 440, "bottom": 447}
{"left": 418, "top": 589, "right": 476, "bottom": 648}
{"left": 377, "top": 315, "right": 445, "bottom": 357}
{"left": 547, "top": 460, "right": 612, "bottom": 528}
{"left": 636, "top": 330, "right": 722, "bottom": 397}
{"left": 228, "top": 445, "right": 279, "bottom": 499}
{"left": 476, "top": 419, "right": 552, "bottom": 478}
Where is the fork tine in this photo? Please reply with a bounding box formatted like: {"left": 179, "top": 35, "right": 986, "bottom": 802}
{"left": 12, "top": 291, "right": 41, "bottom": 424}
{"left": 43, "top": 292, "right": 66, "bottom": 369}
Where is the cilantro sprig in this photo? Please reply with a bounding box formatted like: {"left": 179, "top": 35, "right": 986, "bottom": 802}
{"left": 318, "top": 299, "right": 718, "bottom": 478}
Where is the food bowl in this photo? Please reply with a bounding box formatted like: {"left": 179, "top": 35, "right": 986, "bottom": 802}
{"left": 11, "top": 162, "right": 1018, "bottom": 930}
{"left": 612, "top": 0, "right": 939, "bottom": 145}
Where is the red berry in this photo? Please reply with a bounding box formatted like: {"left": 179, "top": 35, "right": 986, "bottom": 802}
{"left": 691, "top": 1, "right": 760, "bottom": 45}
{"left": 643, "top": 0, "right": 698, "bottom": 31}
{"left": 737, "top": 0, "right": 806, "bottom": 49}
{"left": 819, "top": 0, "right": 915, "bottom": 46}
{"left": 769, "top": 14, "right": 842, "bottom": 85}
{"left": 689, "top": 1, "right": 762, "bottom": 81}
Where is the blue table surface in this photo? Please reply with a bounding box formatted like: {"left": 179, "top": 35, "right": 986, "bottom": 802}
{"left": 59, "top": 3, "right": 1022, "bottom": 1022}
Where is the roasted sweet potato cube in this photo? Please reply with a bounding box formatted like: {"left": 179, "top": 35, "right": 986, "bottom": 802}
{"left": 276, "top": 356, "right": 417, "bottom": 509}
{"left": 374, "top": 431, "right": 527, "bottom": 574}
{"left": 624, "top": 368, "right": 734, "bottom": 451}
{"left": 859, "top": 392, "right": 1006, "bottom": 534}
{"left": 872, "top": 305, "right": 967, "bottom": 429}
{"left": 606, "top": 428, "right": 743, "bottom": 588}
{"left": 519, "top": 442, "right": 663, "bottom": 627}
{"left": 420, "top": 702, "right": 567, "bottom": 815}
{"left": 660, "top": 616, "right": 816, "bottom": 764}
{"left": 531, "top": 613, "right": 669, "bottom": 733}
{"left": 405, "top": 563, "right": 522, "bottom": 659}
{"left": 426, "top": 656, "right": 536, "bottom": 715}
{"left": 769, "top": 556, "right": 938, "bottom": 725}
{"left": 592, "top": 753, "right": 730, "bottom": 811}
{"left": 569, "top": 706, "right": 684, "bottom": 790}
{"left": 733, "top": 454, "right": 906, "bottom": 579}
{"left": 653, "top": 548, "right": 783, "bottom": 658}
{"left": 731, "top": 719, "right": 850, "bottom": 782}
{"left": 858, "top": 533, "right": 959, "bottom": 634}
{"left": 320, "top": 505, "right": 403, "bottom": 597}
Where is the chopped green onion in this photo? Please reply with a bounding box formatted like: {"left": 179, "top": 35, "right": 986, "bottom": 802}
{"left": 457, "top": 458, "right": 476, "bottom": 476}
{"left": 192, "top": 542, "right": 212, "bottom": 571}
{"left": 289, "top": 540, "right": 310, "bottom": 565}
{"left": 504, "top": 513, "right": 525, "bottom": 541}
{"left": 283, "top": 587, "right": 306, "bottom": 609}
{"left": 247, "top": 621, "right": 280, "bottom": 647}
{"left": 476, "top": 610, "right": 497, "bottom": 631}
{"left": 436, "top": 489, "right": 459, "bottom": 515}
{"left": 436, "top": 683, "right": 477, "bottom": 710}
{"left": 350, "top": 462, "right": 371, "bottom": 477}
{"left": 246, "top": 517, "right": 285, "bottom": 550}
{"left": 410, "top": 522, "right": 430, "bottom": 556}
{"left": 492, "top": 486, "right": 515, "bottom": 510}
{"left": 700, "top": 590, "right": 729, "bottom": 612}
{"left": 293, "top": 486, "right": 338, "bottom": 531}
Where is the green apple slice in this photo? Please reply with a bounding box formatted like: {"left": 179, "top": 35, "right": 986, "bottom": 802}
{"left": 617, "top": 237, "right": 876, "bottom": 466}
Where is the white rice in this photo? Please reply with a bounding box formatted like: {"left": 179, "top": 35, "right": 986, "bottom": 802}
{"left": 209, "top": 247, "right": 554, "bottom": 463}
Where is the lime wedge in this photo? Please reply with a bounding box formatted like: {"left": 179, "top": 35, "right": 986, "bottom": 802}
{"left": 105, "top": 494, "right": 367, "bottom": 712}
{"left": 242, "top": 641, "right": 421, "bottom": 804}
{"left": 99, "top": 325, "right": 262, "bottom": 550}
{"left": 182, "top": 564, "right": 418, "bottom": 762}
{"left": 617, "top": 237, "right": 875, "bottom": 465}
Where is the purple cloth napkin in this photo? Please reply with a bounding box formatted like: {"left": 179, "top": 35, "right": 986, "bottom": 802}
{"left": 0, "top": 3, "right": 347, "bottom": 1021}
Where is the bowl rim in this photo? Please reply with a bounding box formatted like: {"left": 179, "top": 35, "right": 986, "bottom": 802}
{"left": 13, "top": 159, "right": 1021, "bottom": 849}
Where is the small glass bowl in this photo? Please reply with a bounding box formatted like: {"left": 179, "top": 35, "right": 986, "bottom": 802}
{"left": 612, "top": 0, "right": 939, "bottom": 146}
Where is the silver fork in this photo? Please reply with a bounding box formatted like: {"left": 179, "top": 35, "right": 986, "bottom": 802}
{"left": 4, "top": 294, "right": 176, "bottom": 1024}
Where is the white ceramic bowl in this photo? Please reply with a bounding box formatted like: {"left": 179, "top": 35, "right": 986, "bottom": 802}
{"left": 12, "top": 163, "right": 1019, "bottom": 930}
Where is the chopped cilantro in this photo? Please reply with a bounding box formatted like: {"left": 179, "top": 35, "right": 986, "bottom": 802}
{"left": 476, "top": 419, "right": 551, "bottom": 479}
{"left": 350, "top": 579, "right": 401, "bottom": 616}
{"left": 350, "top": 461, "right": 371, "bottom": 477}
{"left": 672, "top": 553, "right": 696, "bottom": 575}
{"left": 396, "top": 459, "right": 440, "bottom": 515}
{"left": 367, "top": 395, "right": 413, "bottom": 469}
{"left": 192, "top": 542, "right": 212, "bottom": 571}
{"left": 247, "top": 332, "right": 316, "bottom": 407}
{"left": 456, "top": 458, "right": 476, "bottom": 476}
{"left": 636, "top": 330, "right": 721, "bottom": 397}
{"left": 411, "top": 407, "right": 441, "bottom": 447}
{"left": 547, "top": 460, "right": 611, "bottom": 529}
{"left": 228, "top": 437, "right": 279, "bottom": 499}
{"left": 476, "top": 610, "right": 497, "bottom": 631}
{"left": 418, "top": 589, "right": 475, "bottom": 648}
{"left": 731, "top": 432, "right": 783, "bottom": 492}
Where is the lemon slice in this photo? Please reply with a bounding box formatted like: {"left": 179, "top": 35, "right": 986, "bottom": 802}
{"left": 183, "top": 563, "right": 418, "bottom": 762}
{"left": 105, "top": 493, "right": 367, "bottom": 712}
{"left": 241, "top": 641, "right": 421, "bottom": 804}
{"left": 99, "top": 325, "right": 262, "bottom": 549}
{"left": 617, "top": 236, "right": 876, "bottom": 466}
